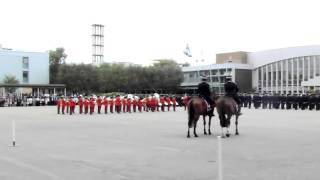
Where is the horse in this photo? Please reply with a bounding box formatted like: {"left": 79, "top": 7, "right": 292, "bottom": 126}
{"left": 187, "top": 95, "right": 215, "bottom": 138}
{"left": 215, "top": 96, "right": 239, "bottom": 138}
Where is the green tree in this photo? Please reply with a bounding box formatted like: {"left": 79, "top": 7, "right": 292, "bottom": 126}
{"left": 49, "top": 47, "right": 67, "bottom": 83}
{"left": 3, "top": 75, "right": 19, "bottom": 93}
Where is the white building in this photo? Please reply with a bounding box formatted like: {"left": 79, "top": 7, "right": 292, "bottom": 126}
{"left": 181, "top": 45, "right": 320, "bottom": 94}
{"left": 0, "top": 48, "right": 49, "bottom": 84}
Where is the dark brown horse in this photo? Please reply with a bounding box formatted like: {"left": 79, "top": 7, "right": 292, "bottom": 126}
{"left": 187, "top": 96, "right": 215, "bottom": 138}
{"left": 215, "top": 96, "right": 239, "bottom": 138}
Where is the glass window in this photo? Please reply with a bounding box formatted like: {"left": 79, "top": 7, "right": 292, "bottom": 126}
{"left": 211, "top": 70, "right": 218, "bottom": 75}
{"left": 219, "top": 69, "right": 226, "bottom": 75}
{"left": 22, "top": 57, "right": 29, "bottom": 69}
{"left": 23, "top": 71, "right": 29, "bottom": 83}
{"left": 220, "top": 76, "right": 226, "bottom": 83}
{"left": 211, "top": 77, "right": 219, "bottom": 82}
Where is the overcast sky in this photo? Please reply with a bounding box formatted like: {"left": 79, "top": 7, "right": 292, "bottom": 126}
{"left": 1, "top": 0, "right": 320, "bottom": 65}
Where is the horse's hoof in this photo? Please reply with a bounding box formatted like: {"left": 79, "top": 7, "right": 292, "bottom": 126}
{"left": 235, "top": 132, "right": 239, "bottom": 135}
{"left": 209, "top": 132, "right": 212, "bottom": 135}
{"left": 194, "top": 134, "right": 198, "bottom": 138}
{"left": 226, "top": 133, "right": 230, "bottom": 137}
{"left": 204, "top": 132, "right": 207, "bottom": 135}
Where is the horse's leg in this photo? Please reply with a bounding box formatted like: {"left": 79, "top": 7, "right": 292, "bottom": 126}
{"left": 203, "top": 115, "right": 207, "bottom": 135}
{"left": 235, "top": 115, "right": 239, "bottom": 135}
{"left": 208, "top": 115, "right": 212, "bottom": 135}
{"left": 187, "top": 127, "right": 190, "bottom": 138}
{"left": 226, "top": 115, "right": 231, "bottom": 137}
{"left": 193, "top": 116, "right": 199, "bottom": 137}
{"left": 219, "top": 115, "right": 226, "bottom": 138}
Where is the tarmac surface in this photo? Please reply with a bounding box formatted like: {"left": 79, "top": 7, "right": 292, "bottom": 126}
{"left": 0, "top": 106, "right": 319, "bottom": 180}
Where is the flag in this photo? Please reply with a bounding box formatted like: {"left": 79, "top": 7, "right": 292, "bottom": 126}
{"left": 183, "top": 44, "right": 192, "bottom": 57}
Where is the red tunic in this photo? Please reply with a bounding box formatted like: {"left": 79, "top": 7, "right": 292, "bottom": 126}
{"left": 96, "top": 98, "right": 102, "bottom": 106}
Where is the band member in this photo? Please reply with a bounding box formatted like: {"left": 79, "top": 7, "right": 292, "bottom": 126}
{"left": 103, "top": 97, "right": 108, "bottom": 114}
{"left": 160, "top": 96, "right": 165, "bottom": 112}
{"left": 172, "top": 96, "right": 177, "bottom": 111}
{"left": 122, "top": 96, "right": 127, "bottom": 113}
{"left": 97, "top": 96, "right": 102, "bottom": 114}
{"left": 78, "top": 96, "right": 83, "bottom": 114}
{"left": 115, "top": 95, "right": 122, "bottom": 113}
{"left": 84, "top": 97, "right": 89, "bottom": 114}
{"left": 127, "top": 98, "right": 132, "bottom": 113}
{"left": 182, "top": 94, "right": 188, "bottom": 111}
{"left": 166, "top": 96, "right": 171, "bottom": 111}
{"left": 89, "top": 97, "right": 95, "bottom": 115}
{"left": 57, "top": 96, "right": 65, "bottom": 114}
{"left": 65, "top": 97, "right": 70, "bottom": 113}
{"left": 109, "top": 97, "right": 114, "bottom": 113}
{"left": 138, "top": 97, "right": 143, "bottom": 112}
{"left": 132, "top": 98, "right": 137, "bottom": 112}
{"left": 69, "top": 97, "right": 75, "bottom": 115}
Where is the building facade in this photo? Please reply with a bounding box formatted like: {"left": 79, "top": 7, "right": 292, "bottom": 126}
{"left": 181, "top": 46, "right": 320, "bottom": 94}
{"left": 0, "top": 49, "right": 49, "bottom": 84}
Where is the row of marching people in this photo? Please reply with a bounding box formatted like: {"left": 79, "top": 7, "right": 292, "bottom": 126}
{"left": 56, "top": 94, "right": 180, "bottom": 115}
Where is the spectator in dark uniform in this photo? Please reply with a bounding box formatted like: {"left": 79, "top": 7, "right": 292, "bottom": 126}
{"left": 262, "top": 94, "right": 268, "bottom": 109}
{"left": 286, "top": 94, "right": 293, "bottom": 109}
{"left": 301, "top": 94, "right": 309, "bottom": 110}
{"left": 309, "top": 94, "right": 316, "bottom": 110}
{"left": 246, "top": 93, "right": 252, "bottom": 109}
{"left": 253, "top": 93, "right": 261, "bottom": 109}
{"left": 292, "top": 94, "right": 299, "bottom": 110}
{"left": 224, "top": 76, "right": 242, "bottom": 115}
{"left": 272, "top": 94, "right": 280, "bottom": 109}
{"left": 280, "top": 94, "right": 286, "bottom": 109}
{"left": 197, "top": 76, "right": 213, "bottom": 110}
{"left": 315, "top": 95, "right": 320, "bottom": 110}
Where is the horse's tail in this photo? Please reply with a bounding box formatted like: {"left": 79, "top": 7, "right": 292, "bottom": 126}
{"left": 188, "top": 99, "right": 194, "bottom": 128}
{"left": 217, "top": 102, "right": 227, "bottom": 127}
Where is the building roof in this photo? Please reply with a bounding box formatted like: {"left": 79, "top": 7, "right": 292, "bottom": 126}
{"left": 182, "top": 63, "right": 253, "bottom": 72}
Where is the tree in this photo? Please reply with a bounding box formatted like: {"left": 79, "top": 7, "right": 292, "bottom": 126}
{"left": 3, "top": 75, "right": 19, "bottom": 93}
{"left": 49, "top": 48, "right": 67, "bottom": 83}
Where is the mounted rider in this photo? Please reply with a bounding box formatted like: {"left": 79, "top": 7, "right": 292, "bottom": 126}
{"left": 197, "top": 76, "right": 213, "bottom": 111}
{"left": 224, "top": 76, "right": 242, "bottom": 116}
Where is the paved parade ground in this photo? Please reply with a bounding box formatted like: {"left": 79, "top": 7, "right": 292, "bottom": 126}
{"left": 0, "top": 106, "right": 320, "bottom": 180}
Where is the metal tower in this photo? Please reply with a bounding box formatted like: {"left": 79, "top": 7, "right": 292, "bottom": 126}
{"left": 92, "top": 24, "right": 104, "bottom": 65}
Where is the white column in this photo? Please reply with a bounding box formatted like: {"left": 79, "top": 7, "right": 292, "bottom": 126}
{"left": 37, "top": 88, "right": 40, "bottom": 98}
{"left": 260, "top": 66, "right": 264, "bottom": 93}
{"left": 275, "top": 62, "right": 278, "bottom": 93}
{"left": 64, "top": 88, "right": 67, "bottom": 97}
{"left": 291, "top": 58, "right": 294, "bottom": 94}
{"left": 308, "top": 56, "right": 311, "bottom": 80}
{"left": 297, "top": 58, "right": 300, "bottom": 94}
{"left": 313, "top": 56, "right": 316, "bottom": 78}
{"left": 280, "top": 61, "right": 283, "bottom": 94}
{"left": 266, "top": 66, "right": 269, "bottom": 93}
{"left": 286, "top": 60, "right": 288, "bottom": 95}
{"left": 302, "top": 57, "right": 305, "bottom": 94}
{"left": 270, "top": 64, "right": 273, "bottom": 94}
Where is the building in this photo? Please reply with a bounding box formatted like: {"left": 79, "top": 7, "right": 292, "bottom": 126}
{"left": 0, "top": 48, "right": 65, "bottom": 97}
{"left": 181, "top": 45, "right": 320, "bottom": 94}
{"left": 0, "top": 49, "right": 49, "bottom": 84}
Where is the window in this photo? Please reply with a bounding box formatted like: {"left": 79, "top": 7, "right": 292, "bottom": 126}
{"left": 22, "top": 57, "right": 29, "bottom": 69}
{"left": 23, "top": 71, "right": 29, "bottom": 83}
